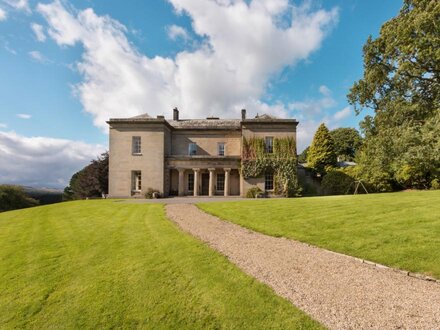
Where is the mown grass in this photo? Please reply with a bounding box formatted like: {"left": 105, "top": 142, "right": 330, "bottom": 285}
{"left": 0, "top": 200, "right": 321, "bottom": 329}
{"left": 198, "top": 190, "right": 440, "bottom": 278}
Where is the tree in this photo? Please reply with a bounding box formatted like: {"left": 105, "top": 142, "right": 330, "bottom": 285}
{"left": 307, "top": 123, "right": 337, "bottom": 175}
{"left": 0, "top": 185, "right": 39, "bottom": 212}
{"left": 330, "top": 128, "right": 362, "bottom": 161}
{"left": 348, "top": 0, "right": 440, "bottom": 190}
{"left": 297, "top": 146, "right": 309, "bottom": 163}
{"left": 64, "top": 152, "right": 109, "bottom": 200}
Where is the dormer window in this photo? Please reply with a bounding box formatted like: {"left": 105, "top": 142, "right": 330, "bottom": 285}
{"left": 218, "top": 142, "right": 225, "bottom": 156}
{"left": 188, "top": 143, "right": 197, "bottom": 155}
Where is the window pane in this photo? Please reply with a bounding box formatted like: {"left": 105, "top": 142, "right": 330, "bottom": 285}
{"left": 265, "top": 137, "right": 273, "bottom": 153}
{"left": 132, "top": 136, "right": 141, "bottom": 154}
{"left": 188, "top": 143, "right": 197, "bottom": 155}
{"left": 132, "top": 171, "right": 141, "bottom": 191}
{"left": 218, "top": 143, "right": 225, "bottom": 156}
{"left": 265, "top": 172, "right": 273, "bottom": 190}
{"left": 217, "top": 173, "right": 225, "bottom": 190}
{"left": 188, "top": 173, "right": 194, "bottom": 191}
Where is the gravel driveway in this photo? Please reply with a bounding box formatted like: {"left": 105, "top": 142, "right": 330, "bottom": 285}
{"left": 166, "top": 204, "right": 440, "bottom": 330}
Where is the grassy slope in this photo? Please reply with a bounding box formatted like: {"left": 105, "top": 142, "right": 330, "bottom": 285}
{"left": 199, "top": 190, "right": 440, "bottom": 278}
{"left": 0, "top": 201, "right": 321, "bottom": 329}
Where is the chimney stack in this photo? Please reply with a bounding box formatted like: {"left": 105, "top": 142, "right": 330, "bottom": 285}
{"left": 241, "top": 109, "right": 246, "bottom": 120}
{"left": 173, "top": 107, "right": 179, "bottom": 121}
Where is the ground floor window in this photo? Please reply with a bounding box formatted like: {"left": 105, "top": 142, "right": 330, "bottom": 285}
{"left": 265, "top": 172, "right": 273, "bottom": 191}
{"left": 217, "top": 173, "right": 225, "bottom": 191}
{"left": 188, "top": 173, "right": 194, "bottom": 191}
{"left": 132, "top": 171, "right": 142, "bottom": 191}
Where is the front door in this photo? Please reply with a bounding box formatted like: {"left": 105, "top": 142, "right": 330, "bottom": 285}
{"left": 201, "top": 173, "right": 209, "bottom": 195}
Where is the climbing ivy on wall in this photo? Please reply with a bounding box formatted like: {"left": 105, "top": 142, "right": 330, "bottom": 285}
{"left": 241, "top": 137, "right": 301, "bottom": 197}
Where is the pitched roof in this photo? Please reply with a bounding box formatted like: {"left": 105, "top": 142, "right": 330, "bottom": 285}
{"left": 168, "top": 119, "right": 241, "bottom": 130}
{"left": 129, "top": 113, "right": 151, "bottom": 119}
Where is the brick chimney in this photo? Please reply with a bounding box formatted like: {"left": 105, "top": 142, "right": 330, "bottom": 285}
{"left": 241, "top": 109, "right": 246, "bottom": 120}
{"left": 173, "top": 107, "right": 179, "bottom": 121}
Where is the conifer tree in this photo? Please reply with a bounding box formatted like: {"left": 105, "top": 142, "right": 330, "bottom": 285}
{"left": 307, "top": 123, "right": 337, "bottom": 175}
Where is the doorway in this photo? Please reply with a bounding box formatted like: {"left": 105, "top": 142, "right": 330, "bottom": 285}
{"left": 201, "top": 173, "right": 209, "bottom": 195}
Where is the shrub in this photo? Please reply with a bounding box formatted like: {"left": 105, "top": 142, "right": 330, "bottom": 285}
{"left": 0, "top": 185, "right": 39, "bottom": 212}
{"left": 245, "top": 186, "right": 263, "bottom": 198}
{"left": 431, "top": 179, "right": 440, "bottom": 190}
{"left": 145, "top": 188, "right": 160, "bottom": 199}
{"left": 321, "top": 170, "right": 355, "bottom": 195}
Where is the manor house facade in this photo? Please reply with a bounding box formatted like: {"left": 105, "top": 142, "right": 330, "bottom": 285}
{"left": 107, "top": 108, "right": 298, "bottom": 198}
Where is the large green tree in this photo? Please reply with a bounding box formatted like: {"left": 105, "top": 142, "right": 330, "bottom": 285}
{"left": 330, "top": 128, "right": 363, "bottom": 161}
{"left": 307, "top": 123, "right": 337, "bottom": 175}
{"left": 64, "top": 152, "right": 109, "bottom": 200}
{"left": 348, "top": 0, "right": 440, "bottom": 190}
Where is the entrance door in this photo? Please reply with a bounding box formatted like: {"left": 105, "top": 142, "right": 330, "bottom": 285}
{"left": 201, "top": 173, "right": 209, "bottom": 195}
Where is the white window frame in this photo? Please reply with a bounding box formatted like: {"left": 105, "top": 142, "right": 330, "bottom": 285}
{"left": 218, "top": 142, "right": 225, "bottom": 156}
{"left": 132, "top": 171, "right": 142, "bottom": 192}
{"left": 132, "top": 136, "right": 142, "bottom": 155}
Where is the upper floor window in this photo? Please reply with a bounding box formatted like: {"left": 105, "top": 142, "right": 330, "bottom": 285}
{"left": 218, "top": 142, "right": 225, "bottom": 156}
{"left": 188, "top": 143, "right": 197, "bottom": 156}
{"left": 265, "top": 172, "right": 274, "bottom": 191}
{"left": 132, "top": 136, "right": 141, "bottom": 154}
{"left": 265, "top": 137, "right": 273, "bottom": 153}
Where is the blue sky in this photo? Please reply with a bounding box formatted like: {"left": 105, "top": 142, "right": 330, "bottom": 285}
{"left": 0, "top": 0, "right": 402, "bottom": 188}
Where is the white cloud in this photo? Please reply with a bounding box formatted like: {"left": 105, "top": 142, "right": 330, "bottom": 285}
{"left": 319, "top": 84, "right": 331, "bottom": 96}
{"left": 28, "top": 50, "right": 47, "bottom": 62}
{"left": 0, "top": 130, "right": 105, "bottom": 188}
{"left": 3, "top": 0, "right": 30, "bottom": 13}
{"left": 0, "top": 7, "right": 6, "bottom": 21}
{"left": 38, "top": 0, "right": 338, "bottom": 131}
{"left": 166, "top": 24, "right": 189, "bottom": 41}
{"left": 17, "top": 113, "right": 32, "bottom": 119}
{"left": 333, "top": 106, "right": 351, "bottom": 121}
{"left": 31, "top": 23, "right": 47, "bottom": 41}
{"left": 0, "top": 123, "right": 7, "bottom": 128}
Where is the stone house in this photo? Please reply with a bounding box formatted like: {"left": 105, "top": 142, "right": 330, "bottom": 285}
{"left": 107, "top": 108, "right": 298, "bottom": 198}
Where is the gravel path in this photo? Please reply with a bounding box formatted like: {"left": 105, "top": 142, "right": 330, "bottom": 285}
{"left": 166, "top": 204, "right": 440, "bottom": 330}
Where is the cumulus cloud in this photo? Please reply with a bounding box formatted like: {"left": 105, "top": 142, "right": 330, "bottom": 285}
{"left": 333, "top": 106, "right": 351, "bottom": 121}
{"left": 289, "top": 85, "right": 336, "bottom": 116}
{"left": 31, "top": 23, "right": 46, "bottom": 41}
{"left": 166, "top": 24, "right": 189, "bottom": 41}
{"left": 3, "top": 0, "right": 30, "bottom": 13}
{"left": 17, "top": 113, "right": 32, "bottom": 119}
{"left": 0, "top": 123, "right": 7, "bottom": 128}
{"left": 38, "top": 0, "right": 338, "bottom": 130}
{"left": 0, "top": 7, "right": 6, "bottom": 21}
{"left": 0, "top": 130, "right": 105, "bottom": 188}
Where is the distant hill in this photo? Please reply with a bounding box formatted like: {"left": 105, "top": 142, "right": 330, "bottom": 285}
{"left": 21, "top": 186, "right": 64, "bottom": 205}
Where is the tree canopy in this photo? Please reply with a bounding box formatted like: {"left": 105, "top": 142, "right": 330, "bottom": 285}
{"left": 307, "top": 123, "right": 337, "bottom": 175}
{"left": 330, "top": 128, "right": 362, "bottom": 161}
{"left": 348, "top": 0, "right": 440, "bottom": 190}
{"left": 64, "top": 152, "right": 109, "bottom": 200}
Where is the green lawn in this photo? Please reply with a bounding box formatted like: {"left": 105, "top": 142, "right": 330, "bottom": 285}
{"left": 0, "top": 201, "right": 321, "bottom": 329}
{"left": 198, "top": 190, "right": 440, "bottom": 278}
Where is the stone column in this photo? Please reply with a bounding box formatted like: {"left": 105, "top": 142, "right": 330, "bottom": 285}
{"left": 193, "top": 168, "right": 199, "bottom": 196}
{"left": 239, "top": 169, "right": 244, "bottom": 197}
{"left": 178, "top": 168, "right": 185, "bottom": 196}
{"left": 208, "top": 168, "right": 215, "bottom": 197}
{"left": 224, "top": 168, "right": 231, "bottom": 197}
